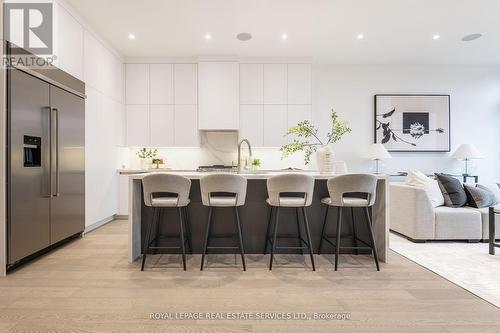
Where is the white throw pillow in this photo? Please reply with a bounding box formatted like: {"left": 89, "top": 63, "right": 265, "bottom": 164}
{"left": 477, "top": 183, "right": 500, "bottom": 204}
{"left": 405, "top": 171, "right": 445, "bottom": 207}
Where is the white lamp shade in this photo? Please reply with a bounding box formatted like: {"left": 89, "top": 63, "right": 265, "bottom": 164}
{"left": 451, "top": 144, "right": 484, "bottom": 159}
{"left": 367, "top": 143, "right": 392, "bottom": 160}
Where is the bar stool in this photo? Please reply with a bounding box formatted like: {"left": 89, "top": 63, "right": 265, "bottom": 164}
{"left": 200, "top": 173, "right": 247, "bottom": 271}
{"left": 141, "top": 174, "right": 192, "bottom": 271}
{"left": 264, "top": 174, "right": 316, "bottom": 271}
{"left": 318, "top": 174, "right": 380, "bottom": 271}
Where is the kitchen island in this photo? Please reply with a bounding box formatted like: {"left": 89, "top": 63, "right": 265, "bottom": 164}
{"left": 127, "top": 171, "right": 389, "bottom": 263}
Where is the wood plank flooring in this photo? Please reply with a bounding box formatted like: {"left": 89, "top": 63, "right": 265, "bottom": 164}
{"left": 0, "top": 219, "right": 499, "bottom": 332}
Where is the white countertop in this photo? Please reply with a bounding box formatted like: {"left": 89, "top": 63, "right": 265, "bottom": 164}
{"left": 121, "top": 169, "right": 388, "bottom": 180}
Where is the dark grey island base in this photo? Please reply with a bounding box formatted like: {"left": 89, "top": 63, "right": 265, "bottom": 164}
{"left": 128, "top": 172, "right": 388, "bottom": 263}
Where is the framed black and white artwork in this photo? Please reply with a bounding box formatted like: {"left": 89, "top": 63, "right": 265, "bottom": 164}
{"left": 374, "top": 94, "right": 450, "bottom": 152}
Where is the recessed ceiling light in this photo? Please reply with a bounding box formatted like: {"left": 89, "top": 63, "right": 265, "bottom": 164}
{"left": 357, "top": 33, "right": 364, "bottom": 40}
{"left": 205, "top": 33, "right": 212, "bottom": 40}
{"left": 236, "top": 32, "right": 252, "bottom": 41}
{"left": 432, "top": 34, "right": 440, "bottom": 40}
{"left": 128, "top": 33, "right": 135, "bottom": 40}
{"left": 462, "top": 33, "right": 482, "bottom": 42}
{"left": 281, "top": 34, "right": 288, "bottom": 40}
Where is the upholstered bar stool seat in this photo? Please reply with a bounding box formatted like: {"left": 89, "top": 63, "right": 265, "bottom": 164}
{"left": 141, "top": 173, "right": 192, "bottom": 271}
{"left": 200, "top": 173, "right": 248, "bottom": 271}
{"left": 264, "top": 174, "right": 316, "bottom": 271}
{"left": 319, "top": 173, "right": 379, "bottom": 271}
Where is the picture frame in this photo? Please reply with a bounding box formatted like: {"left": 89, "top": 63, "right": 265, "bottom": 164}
{"left": 374, "top": 94, "right": 451, "bottom": 152}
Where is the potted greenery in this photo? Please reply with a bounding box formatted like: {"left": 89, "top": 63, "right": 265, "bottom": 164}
{"left": 251, "top": 157, "right": 261, "bottom": 171}
{"left": 136, "top": 148, "right": 158, "bottom": 170}
{"left": 281, "top": 110, "right": 351, "bottom": 174}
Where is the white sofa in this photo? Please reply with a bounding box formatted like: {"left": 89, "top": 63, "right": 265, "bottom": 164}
{"left": 390, "top": 183, "right": 500, "bottom": 242}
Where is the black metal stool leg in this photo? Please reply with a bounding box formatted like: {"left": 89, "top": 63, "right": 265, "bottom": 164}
{"left": 264, "top": 207, "right": 274, "bottom": 255}
{"left": 200, "top": 207, "right": 213, "bottom": 271}
{"left": 335, "top": 207, "right": 343, "bottom": 271}
{"left": 153, "top": 208, "right": 162, "bottom": 255}
{"left": 183, "top": 207, "right": 193, "bottom": 254}
{"left": 364, "top": 207, "right": 380, "bottom": 271}
{"left": 301, "top": 207, "right": 315, "bottom": 271}
{"left": 351, "top": 207, "right": 359, "bottom": 255}
{"left": 269, "top": 207, "right": 280, "bottom": 270}
{"left": 318, "top": 206, "right": 329, "bottom": 255}
{"left": 177, "top": 208, "right": 187, "bottom": 271}
{"left": 141, "top": 207, "right": 157, "bottom": 271}
{"left": 296, "top": 208, "right": 304, "bottom": 255}
{"left": 234, "top": 207, "right": 246, "bottom": 271}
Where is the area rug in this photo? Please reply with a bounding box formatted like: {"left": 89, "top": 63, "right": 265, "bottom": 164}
{"left": 390, "top": 232, "right": 500, "bottom": 308}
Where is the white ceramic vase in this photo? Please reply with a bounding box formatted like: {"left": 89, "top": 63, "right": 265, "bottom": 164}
{"left": 316, "top": 145, "right": 334, "bottom": 174}
{"left": 140, "top": 158, "right": 150, "bottom": 170}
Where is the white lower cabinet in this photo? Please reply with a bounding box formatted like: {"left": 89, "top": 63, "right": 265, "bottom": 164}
{"left": 126, "top": 105, "right": 150, "bottom": 146}
{"left": 239, "top": 105, "right": 264, "bottom": 146}
{"left": 150, "top": 105, "right": 174, "bottom": 146}
{"left": 118, "top": 175, "right": 129, "bottom": 216}
{"left": 174, "top": 105, "right": 199, "bottom": 147}
{"left": 263, "top": 105, "right": 287, "bottom": 147}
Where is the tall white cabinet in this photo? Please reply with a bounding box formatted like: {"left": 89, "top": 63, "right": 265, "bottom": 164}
{"left": 239, "top": 63, "right": 312, "bottom": 147}
{"left": 125, "top": 63, "right": 199, "bottom": 147}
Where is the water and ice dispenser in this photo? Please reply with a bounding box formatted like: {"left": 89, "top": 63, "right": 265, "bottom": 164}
{"left": 23, "top": 135, "right": 41, "bottom": 167}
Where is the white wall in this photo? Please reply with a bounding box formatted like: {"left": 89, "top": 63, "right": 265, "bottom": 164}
{"left": 312, "top": 65, "right": 500, "bottom": 183}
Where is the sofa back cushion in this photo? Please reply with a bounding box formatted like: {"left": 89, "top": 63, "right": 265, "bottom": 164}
{"left": 464, "top": 184, "right": 496, "bottom": 208}
{"left": 405, "top": 171, "right": 444, "bottom": 207}
{"left": 435, "top": 173, "right": 467, "bottom": 207}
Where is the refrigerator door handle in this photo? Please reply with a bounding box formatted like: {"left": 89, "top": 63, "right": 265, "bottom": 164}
{"left": 42, "top": 106, "right": 52, "bottom": 198}
{"left": 52, "top": 107, "right": 60, "bottom": 197}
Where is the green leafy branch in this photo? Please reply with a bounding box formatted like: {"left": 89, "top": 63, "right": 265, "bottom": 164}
{"left": 280, "top": 109, "right": 352, "bottom": 165}
{"left": 136, "top": 148, "right": 158, "bottom": 159}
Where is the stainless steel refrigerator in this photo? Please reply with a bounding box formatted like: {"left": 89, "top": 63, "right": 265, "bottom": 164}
{"left": 7, "top": 46, "right": 85, "bottom": 268}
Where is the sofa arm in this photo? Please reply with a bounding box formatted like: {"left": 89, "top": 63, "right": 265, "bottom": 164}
{"left": 390, "top": 183, "right": 435, "bottom": 240}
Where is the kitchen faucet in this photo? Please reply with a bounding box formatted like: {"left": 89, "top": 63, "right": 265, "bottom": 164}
{"left": 237, "top": 138, "right": 253, "bottom": 173}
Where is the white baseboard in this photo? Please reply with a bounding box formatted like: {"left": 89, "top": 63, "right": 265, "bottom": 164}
{"left": 84, "top": 215, "right": 116, "bottom": 234}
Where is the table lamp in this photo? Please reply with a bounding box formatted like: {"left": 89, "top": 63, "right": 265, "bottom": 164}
{"left": 451, "top": 144, "right": 483, "bottom": 176}
{"left": 367, "top": 144, "right": 392, "bottom": 174}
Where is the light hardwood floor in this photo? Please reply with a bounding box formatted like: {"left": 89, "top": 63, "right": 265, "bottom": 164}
{"left": 0, "top": 219, "right": 499, "bottom": 333}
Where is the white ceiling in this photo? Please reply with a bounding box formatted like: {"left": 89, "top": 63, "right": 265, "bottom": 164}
{"left": 65, "top": 0, "right": 500, "bottom": 65}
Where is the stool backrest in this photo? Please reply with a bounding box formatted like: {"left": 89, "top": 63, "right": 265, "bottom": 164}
{"left": 142, "top": 173, "right": 191, "bottom": 207}
{"left": 267, "top": 173, "right": 315, "bottom": 207}
{"left": 200, "top": 173, "right": 248, "bottom": 206}
{"left": 327, "top": 173, "right": 377, "bottom": 207}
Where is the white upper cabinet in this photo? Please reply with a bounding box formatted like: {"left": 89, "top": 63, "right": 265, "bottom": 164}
{"left": 150, "top": 64, "right": 174, "bottom": 104}
{"left": 263, "top": 64, "right": 287, "bottom": 104}
{"left": 126, "top": 105, "right": 150, "bottom": 146}
{"left": 198, "top": 62, "right": 239, "bottom": 130}
{"left": 174, "top": 64, "right": 197, "bottom": 104}
{"left": 287, "top": 105, "right": 312, "bottom": 126}
{"left": 287, "top": 64, "right": 311, "bottom": 104}
{"left": 56, "top": 5, "right": 84, "bottom": 80}
{"left": 175, "top": 105, "right": 199, "bottom": 146}
{"left": 263, "top": 105, "right": 288, "bottom": 147}
{"left": 150, "top": 105, "right": 174, "bottom": 146}
{"left": 240, "top": 64, "right": 263, "bottom": 104}
{"left": 239, "top": 105, "right": 264, "bottom": 146}
{"left": 125, "top": 64, "right": 149, "bottom": 104}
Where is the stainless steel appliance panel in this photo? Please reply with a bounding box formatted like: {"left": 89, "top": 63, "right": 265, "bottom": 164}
{"left": 8, "top": 69, "right": 51, "bottom": 264}
{"left": 49, "top": 86, "right": 85, "bottom": 244}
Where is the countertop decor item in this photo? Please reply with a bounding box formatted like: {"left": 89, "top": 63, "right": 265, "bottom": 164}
{"left": 367, "top": 143, "right": 392, "bottom": 174}
{"left": 280, "top": 110, "right": 352, "bottom": 172}
{"left": 374, "top": 95, "right": 450, "bottom": 152}
{"left": 451, "top": 144, "right": 483, "bottom": 177}
{"left": 136, "top": 148, "right": 158, "bottom": 170}
{"left": 251, "top": 157, "right": 261, "bottom": 171}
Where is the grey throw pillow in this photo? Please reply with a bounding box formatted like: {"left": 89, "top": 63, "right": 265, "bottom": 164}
{"left": 434, "top": 173, "right": 467, "bottom": 207}
{"left": 464, "top": 185, "right": 496, "bottom": 208}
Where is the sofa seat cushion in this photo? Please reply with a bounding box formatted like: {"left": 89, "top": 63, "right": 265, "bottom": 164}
{"left": 477, "top": 207, "right": 500, "bottom": 239}
{"left": 434, "top": 206, "right": 482, "bottom": 240}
